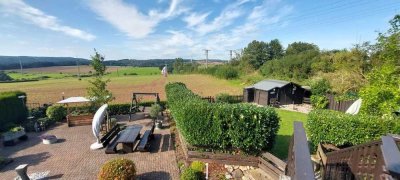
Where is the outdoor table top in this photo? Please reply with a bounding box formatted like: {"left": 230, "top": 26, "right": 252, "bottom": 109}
{"left": 117, "top": 125, "right": 143, "bottom": 143}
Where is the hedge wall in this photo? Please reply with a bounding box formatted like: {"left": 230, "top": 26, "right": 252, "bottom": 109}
{"left": 0, "top": 91, "right": 28, "bottom": 132}
{"left": 307, "top": 109, "right": 400, "bottom": 148}
{"left": 166, "top": 82, "right": 279, "bottom": 154}
{"left": 108, "top": 101, "right": 166, "bottom": 116}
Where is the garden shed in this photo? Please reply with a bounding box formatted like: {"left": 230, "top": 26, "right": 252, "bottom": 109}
{"left": 243, "top": 80, "right": 308, "bottom": 106}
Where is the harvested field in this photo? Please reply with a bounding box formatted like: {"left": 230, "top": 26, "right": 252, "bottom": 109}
{"left": 0, "top": 74, "right": 243, "bottom": 104}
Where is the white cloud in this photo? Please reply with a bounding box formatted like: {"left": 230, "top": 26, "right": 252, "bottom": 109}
{"left": 0, "top": 0, "right": 96, "bottom": 41}
{"left": 88, "top": 0, "right": 185, "bottom": 39}
{"left": 185, "top": 0, "right": 250, "bottom": 35}
{"left": 183, "top": 12, "right": 210, "bottom": 28}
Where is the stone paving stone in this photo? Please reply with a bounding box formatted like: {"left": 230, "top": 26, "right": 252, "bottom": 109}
{"left": 0, "top": 115, "right": 179, "bottom": 180}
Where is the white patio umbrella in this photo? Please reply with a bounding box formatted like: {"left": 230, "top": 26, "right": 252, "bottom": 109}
{"left": 346, "top": 99, "right": 362, "bottom": 115}
{"left": 90, "top": 104, "right": 108, "bottom": 150}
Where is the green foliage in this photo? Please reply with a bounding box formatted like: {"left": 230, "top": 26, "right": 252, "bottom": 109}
{"left": 150, "top": 103, "right": 162, "bottom": 119}
{"left": 87, "top": 50, "right": 113, "bottom": 107}
{"left": 166, "top": 82, "right": 280, "bottom": 154}
{"left": 46, "top": 105, "right": 67, "bottom": 122}
{"left": 260, "top": 50, "right": 319, "bottom": 80}
{"left": 310, "top": 95, "right": 328, "bottom": 109}
{"left": 214, "top": 66, "right": 239, "bottom": 79}
{"left": 107, "top": 102, "right": 167, "bottom": 116}
{"left": 0, "top": 71, "right": 13, "bottom": 81}
{"left": 360, "top": 65, "right": 400, "bottom": 116}
{"left": 0, "top": 91, "right": 28, "bottom": 132}
{"left": 285, "top": 42, "right": 319, "bottom": 55}
{"left": 180, "top": 168, "right": 204, "bottom": 180}
{"left": 215, "top": 93, "right": 241, "bottom": 104}
{"left": 38, "top": 117, "right": 56, "bottom": 127}
{"left": 98, "top": 158, "right": 136, "bottom": 180}
{"left": 241, "top": 39, "right": 284, "bottom": 69}
{"left": 310, "top": 79, "right": 331, "bottom": 96}
{"left": 307, "top": 109, "right": 400, "bottom": 148}
{"left": 190, "top": 161, "right": 205, "bottom": 172}
{"left": 8, "top": 126, "right": 23, "bottom": 132}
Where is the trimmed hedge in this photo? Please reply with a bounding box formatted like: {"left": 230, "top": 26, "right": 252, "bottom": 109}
{"left": 107, "top": 101, "right": 166, "bottom": 116}
{"left": 0, "top": 91, "right": 28, "bottom": 132}
{"left": 98, "top": 158, "right": 136, "bottom": 180}
{"left": 307, "top": 109, "right": 400, "bottom": 148}
{"left": 166, "top": 82, "right": 279, "bottom": 154}
{"left": 215, "top": 93, "right": 242, "bottom": 104}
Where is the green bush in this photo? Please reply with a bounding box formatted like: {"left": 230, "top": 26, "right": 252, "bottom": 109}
{"left": 310, "top": 78, "right": 331, "bottom": 96}
{"left": 214, "top": 66, "right": 239, "bottom": 79}
{"left": 149, "top": 103, "right": 162, "bottom": 119}
{"left": 307, "top": 109, "right": 400, "bottom": 148}
{"left": 98, "top": 158, "right": 136, "bottom": 180}
{"left": 310, "top": 95, "right": 328, "bottom": 109}
{"left": 0, "top": 91, "right": 28, "bottom": 132}
{"left": 166, "top": 82, "right": 279, "bottom": 154}
{"left": 46, "top": 105, "right": 67, "bottom": 122}
{"left": 108, "top": 101, "right": 167, "bottom": 116}
{"left": 180, "top": 168, "right": 204, "bottom": 180}
{"left": 215, "top": 93, "right": 242, "bottom": 104}
{"left": 190, "top": 161, "right": 205, "bottom": 172}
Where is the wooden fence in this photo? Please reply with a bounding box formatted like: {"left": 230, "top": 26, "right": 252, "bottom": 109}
{"left": 326, "top": 94, "right": 356, "bottom": 112}
{"left": 319, "top": 135, "right": 400, "bottom": 179}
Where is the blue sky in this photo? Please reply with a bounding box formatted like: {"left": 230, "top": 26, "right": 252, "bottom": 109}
{"left": 0, "top": 0, "right": 398, "bottom": 60}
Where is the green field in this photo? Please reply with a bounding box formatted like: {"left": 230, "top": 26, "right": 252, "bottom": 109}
{"left": 271, "top": 109, "right": 308, "bottom": 160}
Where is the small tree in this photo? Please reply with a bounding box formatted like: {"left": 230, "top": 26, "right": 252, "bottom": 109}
{"left": 87, "top": 50, "right": 113, "bottom": 107}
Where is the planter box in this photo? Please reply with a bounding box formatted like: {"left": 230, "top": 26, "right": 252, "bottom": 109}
{"left": 67, "top": 114, "right": 94, "bottom": 127}
{"left": 3, "top": 129, "right": 26, "bottom": 141}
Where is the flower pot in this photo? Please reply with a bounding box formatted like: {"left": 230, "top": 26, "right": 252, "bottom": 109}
{"left": 42, "top": 136, "right": 57, "bottom": 144}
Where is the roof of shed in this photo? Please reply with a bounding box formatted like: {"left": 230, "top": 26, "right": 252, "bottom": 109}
{"left": 245, "top": 79, "right": 291, "bottom": 91}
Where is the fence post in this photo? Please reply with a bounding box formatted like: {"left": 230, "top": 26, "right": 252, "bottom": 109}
{"left": 381, "top": 136, "right": 400, "bottom": 177}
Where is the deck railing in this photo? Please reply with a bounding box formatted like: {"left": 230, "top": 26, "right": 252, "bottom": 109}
{"left": 285, "top": 121, "right": 315, "bottom": 180}
{"left": 321, "top": 135, "right": 400, "bottom": 179}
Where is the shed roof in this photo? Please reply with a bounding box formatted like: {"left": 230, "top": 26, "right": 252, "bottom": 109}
{"left": 245, "top": 79, "right": 291, "bottom": 91}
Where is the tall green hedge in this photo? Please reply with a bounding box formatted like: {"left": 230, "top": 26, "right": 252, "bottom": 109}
{"left": 0, "top": 91, "right": 28, "bottom": 131}
{"left": 307, "top": 109, "right": 400, "bottom": 148}
{"left": 166, "top": 82, "right": 279, "bottom": 154}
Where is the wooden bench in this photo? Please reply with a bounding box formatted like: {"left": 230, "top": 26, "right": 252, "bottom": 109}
{"left": 105, "top": 133, "right": 121, "bottom": 154}
{"left": 100, "top": 125, "right": 121, "bottom": 147}
{"left": 137, "top": 124, "right": 155, "bottom": 152}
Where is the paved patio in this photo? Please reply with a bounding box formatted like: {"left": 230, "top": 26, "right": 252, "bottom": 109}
{"left": 0, "top": 114, "right": 179, "bottom": 180}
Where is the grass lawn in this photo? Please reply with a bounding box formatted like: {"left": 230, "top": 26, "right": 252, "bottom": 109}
{"left": 271, "top": 109, "right": 308, "bottom": 160}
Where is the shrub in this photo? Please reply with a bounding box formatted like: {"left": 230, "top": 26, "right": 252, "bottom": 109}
{"left": 180, "top": 168, "right": 204, "bottom": 180}
{"left": 310, "top": 78, "right": 331, "bottom": 96}
{"left": 310, "top": 95, "right": 328, "bottom": 109}
{"left": 0, "top": 91, "right": 28, "bottom": 132}
{"left": 215, "top": 93, "right": 242, "bottom": 104}
{"left": 46, "top": 105, "right": 67, "bottom": 122}
{"left": 166, "top": 82, "right": 279, "bottom": 154}
{"left": 108, "top": 101, "right": 167, "bottom": 116}
{"left": 98, "top": 158, "right": 136, "bottom": 180}
{"left": 307, "top": 109, "right": 400, "bottom": 148}
{"left": 149, "top": 103, "right": 162, "bottom": 119}
{"left": 214, "top": 66, "right": 239, "bottom": 79}
{"left": 190, "top": 161, "right": 205, "bottom": 172}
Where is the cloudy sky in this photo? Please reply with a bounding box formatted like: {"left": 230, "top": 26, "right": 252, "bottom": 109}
{"left": 0, "top": 0, "right": 398, "bottom": 60}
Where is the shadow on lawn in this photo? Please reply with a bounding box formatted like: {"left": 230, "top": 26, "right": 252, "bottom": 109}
{"left": 271, "top": 135, "right": 292, "bottom": 161}
{"left": 137, "top": 171, "right": 171, "bottom": 180}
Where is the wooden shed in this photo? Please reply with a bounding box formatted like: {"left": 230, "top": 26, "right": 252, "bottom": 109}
{"left": 243, "top": 80, "right": 309, "bottom": 106}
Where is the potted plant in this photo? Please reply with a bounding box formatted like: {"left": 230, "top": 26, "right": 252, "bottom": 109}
{"left": 39, "top": 134, "right": 58, "bottom": 144}
{"left": 150, "top": 103, "right": 162, "bottom": 129}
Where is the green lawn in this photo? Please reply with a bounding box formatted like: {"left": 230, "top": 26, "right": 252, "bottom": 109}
{"left": 106, "top": 67, "right": 160, "bottom": 77}
{"left": 7, "top": 72, "right": 70, "bottom": 80}
{"left": 271, "top": 109, "right": 308, "bottom": 160}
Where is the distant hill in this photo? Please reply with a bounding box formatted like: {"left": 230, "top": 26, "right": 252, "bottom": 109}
{"left": 0, "top": 56, "right": 225, "bottom": 70}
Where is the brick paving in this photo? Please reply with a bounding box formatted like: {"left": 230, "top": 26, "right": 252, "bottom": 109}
{"left": 0, "top": 114, "right": 180, "bottom": 180}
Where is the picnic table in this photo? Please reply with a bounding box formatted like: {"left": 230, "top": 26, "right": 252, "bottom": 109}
{"left": 117, "top": 125, "right": 143, "bottom": 153}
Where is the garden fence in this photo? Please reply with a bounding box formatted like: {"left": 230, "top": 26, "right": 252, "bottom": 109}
{"left": 326, "top": 94, "right": 356, "bottom": 112}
